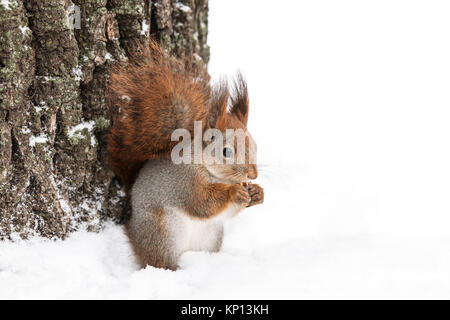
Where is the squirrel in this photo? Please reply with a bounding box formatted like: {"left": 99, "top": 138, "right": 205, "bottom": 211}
{"left": 107, "top": 41, "right": 264, "bottom": 270}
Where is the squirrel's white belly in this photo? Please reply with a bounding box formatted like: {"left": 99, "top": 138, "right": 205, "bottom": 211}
{"left": 168, "top": 204, "right": 241, "bottom": 256}
{"left": 170, "top": 208, "right": 223, "bottom": 254}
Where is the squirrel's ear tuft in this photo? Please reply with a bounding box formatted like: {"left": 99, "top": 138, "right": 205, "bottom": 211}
{"left": 208, "top": 80, "right": 229, "bottom": 130}
{"left": 230, "top": 73, "right": 249, "bottom": 126}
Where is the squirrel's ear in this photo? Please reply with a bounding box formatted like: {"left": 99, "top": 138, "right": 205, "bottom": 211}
{"left": 230, "top": 73, "right": 249, "bottom": 126}
{"left": 208, "top": 81, "right": 228, "bottom": 131}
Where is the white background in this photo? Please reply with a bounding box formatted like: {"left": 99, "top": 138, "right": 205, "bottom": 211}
{"left": 1, "top": 0, "right": 450, "bottom": 299}
{"left": 209, "top": 0, "right": 450, "bottom": 238}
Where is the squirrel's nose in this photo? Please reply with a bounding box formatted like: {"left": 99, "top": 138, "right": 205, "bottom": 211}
{"left": 248, "top": 164, "right": 258, "bottom": 180}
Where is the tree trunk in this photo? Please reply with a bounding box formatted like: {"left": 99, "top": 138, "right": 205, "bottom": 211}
{"left": 0, "top": 0, "right": 209, "bottom": 239}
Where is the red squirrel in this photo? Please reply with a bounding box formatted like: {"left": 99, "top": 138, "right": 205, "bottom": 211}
{"left": 107, "top": 42, "right": 264, "bottom": 270}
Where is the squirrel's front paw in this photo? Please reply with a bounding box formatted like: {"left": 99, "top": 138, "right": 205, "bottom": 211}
{"left": 229, "top": 184, "right": 251, "bottom": 207}
{"left": 247, "top": 183, "right": 264, "bottom": 207}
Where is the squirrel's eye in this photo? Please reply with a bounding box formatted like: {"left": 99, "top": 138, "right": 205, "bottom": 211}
{"left": 223, "top": 147, "right": 233, "bottom": 158}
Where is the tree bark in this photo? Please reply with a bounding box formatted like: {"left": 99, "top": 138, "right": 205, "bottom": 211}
{"left": 0, "top": 0, "right": 209, "bottom": 239}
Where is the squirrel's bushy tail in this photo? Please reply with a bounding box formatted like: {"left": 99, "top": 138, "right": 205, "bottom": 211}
{"left": 107, "top": 41, "right": 222, "bottom": 191}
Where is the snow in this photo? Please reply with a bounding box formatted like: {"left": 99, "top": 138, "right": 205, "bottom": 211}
{"left": 2, "top": 221, "right": 450, "bottom": 299}
{"left": 2, "top": 0, "right": 450, "bottom": 299}
{"left": 29, "top": 134, "right": 47, "bottom": 147}
{"left": 34, "top": 101, "right": 48, "bottom": 113}
{"left": 58, "top": 199, "right": 71, "bottom": 214}
{"left": 67, "top": 120, "right": 97, "bottom": 147}
{"left": 105, "top": 52, "right": 113, "bottom": 61}
{"left": 0, "top": 0, "right": 11, "bottom": 10}
{"left": 68, "top": 120, "right": 95, "bottom": 138}
{"left": 19, "top": 26, "right": 30, "bottom": 35}
{"left": 49, "top": 174, "right": 72, "bottom": 215}
{"left": 73, "top": 66, "right": 83, "bottom": 81}
{"left": 141, "top": 20, "right": 149, "bottom": 35}
{"left": 175, "top": 2, "right": 191, "bottom": 13}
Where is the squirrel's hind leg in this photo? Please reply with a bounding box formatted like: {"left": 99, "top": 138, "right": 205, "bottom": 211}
{"left": 125, "top": 208, "right": 178, "bottom": 270}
